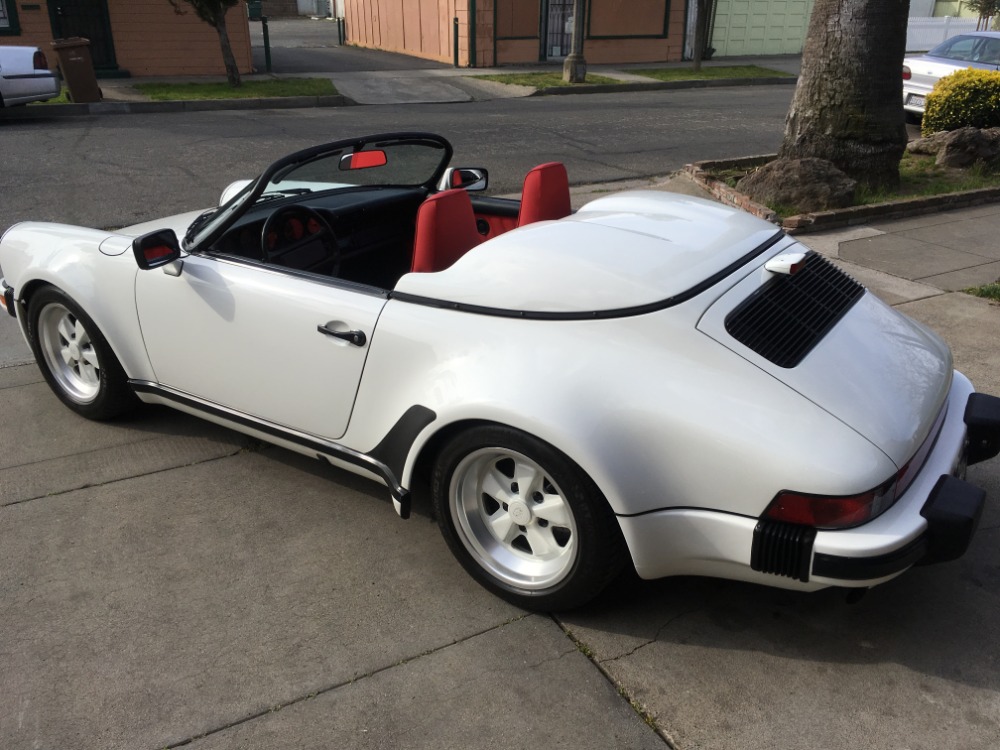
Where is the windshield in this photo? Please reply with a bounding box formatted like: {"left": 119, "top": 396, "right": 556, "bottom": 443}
{"left": 187, "top": 132, "right": 453, "bottom": 250}
{"left": 928, "top": 34, "right": 1000, "bottom": 63}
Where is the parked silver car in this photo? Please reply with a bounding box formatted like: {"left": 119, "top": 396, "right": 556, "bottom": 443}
{"left": 903, "top": 31, "right": 1000, "bottom": 115}
{"left": 0, "top": 45, "right": 59, "bottom": 107}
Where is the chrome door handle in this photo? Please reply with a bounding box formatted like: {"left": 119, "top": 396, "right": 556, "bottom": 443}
{"left": 317, "top": 325, "right": 366, "bottom": 347}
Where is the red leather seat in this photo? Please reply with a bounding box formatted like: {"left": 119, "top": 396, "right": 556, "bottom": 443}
{"left": 411, "top": 189, "right": 484, "bottom": 273}
{"left": 518, "top": 162, "right": 571, "bottom": 227}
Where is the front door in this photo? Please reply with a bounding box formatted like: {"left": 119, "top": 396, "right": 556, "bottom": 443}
{"left": 135, "top": 254, "right": 387, "bottom": 442}
{"left": 49, "top": 0, "right": 119, "bottom": 72}
{"left": 545, "top": 0, "right": 574, "bottom": 60}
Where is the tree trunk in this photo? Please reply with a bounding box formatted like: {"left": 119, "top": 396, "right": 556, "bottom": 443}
{"left": 780, "top": 0, "right": 910, "bottom": 191}
{"left": 214, "top": 14, "right": 241, "bottom": 87}
{"left": 692, "top": 0, "right": 714, "bottom": 72}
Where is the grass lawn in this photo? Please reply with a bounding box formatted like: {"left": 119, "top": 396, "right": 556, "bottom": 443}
{"left": 133, "top": 78, "right": 337, "bottom": 100}
{"left": 630, "top": 65, "right": 792, "bottom": 81}
{"left": 965, "top": 282, "right": 1000, "bottom": 301}
{"left": 469, "top": 72, "right": 623, "bottom": 88}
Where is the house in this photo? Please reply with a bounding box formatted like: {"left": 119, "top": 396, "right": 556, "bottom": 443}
{"left": 341, "top": 0, "right": 820, "bottom": 66}
{"left": 0, "top": 0, "right": 252, "bottom": 77}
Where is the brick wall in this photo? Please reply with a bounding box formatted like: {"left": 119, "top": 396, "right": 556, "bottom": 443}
{"left": 0, "top": 0, "right": 253, "bottom": 76}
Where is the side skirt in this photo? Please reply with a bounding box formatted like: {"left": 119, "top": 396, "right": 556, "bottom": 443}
{"left": 129, "top": 380, "right": 416, "bottom": 518}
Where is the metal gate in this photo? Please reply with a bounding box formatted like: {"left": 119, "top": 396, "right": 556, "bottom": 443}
{"left": 49, "top": 0, "right": 119, "bottom": 72}
{"left": 545, "top": 0, "right": 574, "bottom": 60}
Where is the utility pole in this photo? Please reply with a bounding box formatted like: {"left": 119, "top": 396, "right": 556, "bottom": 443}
{"left": 562, "top": 0, "right": 587, "bottom": 83}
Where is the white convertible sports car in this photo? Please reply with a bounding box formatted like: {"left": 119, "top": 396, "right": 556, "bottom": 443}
{"left": 2, "top": 132, "right": 999, "bottom": 610}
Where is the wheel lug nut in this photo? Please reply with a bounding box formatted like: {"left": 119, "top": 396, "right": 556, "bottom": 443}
{"left": 510, "top": 482, "right": 518, "bottom": 493}
{"left": 532, "top": 492, "right": 543, "bottom": 503}
{"left": 538, "top": 519, "right": 549, "bottom": 527}
{"left": 518, "top": 525, "right": 526, "bottom": 532}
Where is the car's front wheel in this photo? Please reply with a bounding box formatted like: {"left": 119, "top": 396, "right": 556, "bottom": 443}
{"left": 27, "top": 286, "right": 137, "bottom": 420}
{"left": 432, "top": 425, "right": 627, "bottom": 611}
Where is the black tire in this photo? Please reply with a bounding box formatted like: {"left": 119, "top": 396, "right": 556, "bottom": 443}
{"left": 431, "top": 425, "right": 628, "bottom": 611}
{"left": 27, "top": 286, "right": 138, "bottom": 420}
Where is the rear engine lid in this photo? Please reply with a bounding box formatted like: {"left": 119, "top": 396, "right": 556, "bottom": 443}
{"left": 697, "top": 249, "right": 953, "bottom": 466}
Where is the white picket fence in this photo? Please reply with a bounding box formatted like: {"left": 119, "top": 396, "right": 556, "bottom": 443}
{"left": 907, "top": 17, "right": 981, "bottom": 52}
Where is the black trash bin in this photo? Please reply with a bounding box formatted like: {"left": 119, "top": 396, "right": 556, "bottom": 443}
{"left": 51, "top": 37, "right": 102, "bottom": 104}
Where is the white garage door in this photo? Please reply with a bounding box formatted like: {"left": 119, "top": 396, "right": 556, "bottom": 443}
{"left": 711, "top": 0, "right": 815, "bottom": 57}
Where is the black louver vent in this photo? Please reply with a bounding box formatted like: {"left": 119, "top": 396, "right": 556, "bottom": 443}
{"left": 725, "top": 252, "right": 864, "bottom": 368}
{"left": 750, "top": 521, "right": 816, "bottom": 582}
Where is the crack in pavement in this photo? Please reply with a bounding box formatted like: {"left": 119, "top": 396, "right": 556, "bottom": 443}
{"left": 162, "top": 613, "right": 532, "bottom": 749}
{"left": 0, "top": 448, "right": 244, "bottom": 508}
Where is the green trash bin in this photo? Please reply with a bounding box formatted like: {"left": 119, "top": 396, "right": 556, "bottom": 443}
{"left": 50, "top": 37, "right": 102, "bottom": 104}
{"left": 247, "top": 1, "right": 263, "bottom": 21}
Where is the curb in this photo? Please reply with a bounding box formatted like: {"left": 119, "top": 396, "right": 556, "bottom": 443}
{"left": 682, "top": 155, "right": 1000, "bottom": 234}
{"left": 0, "top": 94, "right": 355, "bottom": 119}
{"left": 0, "top": 75, "right": 794, "bottom": 118}
{"left": 533, "top": 76, "right": 797, "bottom": 96}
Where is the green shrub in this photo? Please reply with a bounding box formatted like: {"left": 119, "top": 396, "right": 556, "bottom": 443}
{"left": 922, "top": 68, "right": 1000, "bottom": 135}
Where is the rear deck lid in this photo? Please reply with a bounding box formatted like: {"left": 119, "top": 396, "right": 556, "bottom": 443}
{"left": 697, "top": 249, "right": 953, "bottom": 465}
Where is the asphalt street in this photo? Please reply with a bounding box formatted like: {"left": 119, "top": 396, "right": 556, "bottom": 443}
{"left": 0, "top": 86, "right": 791, "bottom": 232}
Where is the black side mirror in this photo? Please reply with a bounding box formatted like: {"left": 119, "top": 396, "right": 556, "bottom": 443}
{"left": 132, "top": 229, "right": 182, "bottom": 270}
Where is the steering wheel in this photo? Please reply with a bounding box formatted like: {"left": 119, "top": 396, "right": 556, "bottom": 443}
{"left": 261, "top": 206, "right": 340, "bottom": 275}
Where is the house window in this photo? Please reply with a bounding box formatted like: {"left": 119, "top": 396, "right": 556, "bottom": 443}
{"left": 0, "top": 0, "right": 21, "bottom": 35}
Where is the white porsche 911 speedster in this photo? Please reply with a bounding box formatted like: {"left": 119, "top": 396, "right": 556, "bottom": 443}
{"left": 2, "top": 132, "right": 998, "bottom": 610}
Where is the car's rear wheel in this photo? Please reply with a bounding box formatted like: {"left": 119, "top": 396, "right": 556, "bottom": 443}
{"left": 432, "top": 425, "right": 627, "bottom": 611}
{"left": 27, "top": 286, "right": 137, "bottom": 420}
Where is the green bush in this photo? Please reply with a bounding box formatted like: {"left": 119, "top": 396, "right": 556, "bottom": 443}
{"left": 922, "top": 68, "right": 1000, "bottom": 135}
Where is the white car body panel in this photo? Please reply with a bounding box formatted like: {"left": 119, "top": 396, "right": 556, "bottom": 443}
{"left": 0, "top": 46, "right": 59, "bottom": 106}
{"left": 351, "top": 291, "right": 897, "bottom": 519}
{"left": 396, "top": 191, "right": 779, "bottom": 312}
{"left": 698, "top": 255, "right": 953, "bottom": 465}
{"left": 135, "top": 254, "right": 386, "bottom": 440}
{"left": 621, "top": 372, "right": 973, "bottom": 589}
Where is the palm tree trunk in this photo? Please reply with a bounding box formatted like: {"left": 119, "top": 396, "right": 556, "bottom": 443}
{"left": 780, "top": 0, "right": 910, "bottom": 190}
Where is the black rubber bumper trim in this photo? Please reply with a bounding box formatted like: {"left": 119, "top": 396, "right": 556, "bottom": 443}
{"left": 965, "top": 392, "right": 1000, "bottom": 465}
{"left": 812, "top": 536, "right": 928, "bottom": 581}
{"left": 2, "top": 282, "right": 15, "bottom": 318}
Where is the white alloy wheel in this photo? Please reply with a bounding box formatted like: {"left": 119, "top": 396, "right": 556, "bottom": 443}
{"left": 450, "top": 447, "right": 579, "bottom": 590}
{"left": 27, "top": 286, "right": 137, "bottom": 420}
{"left": 432, "top": 425, "right": 627, "bottom": 611}
{"left": 37, "top": 301, "right": 102, "bottom": 404}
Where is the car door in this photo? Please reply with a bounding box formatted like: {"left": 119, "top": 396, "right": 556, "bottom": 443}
{"left": 134, "top": 253, "right": 386, "bottom": 441}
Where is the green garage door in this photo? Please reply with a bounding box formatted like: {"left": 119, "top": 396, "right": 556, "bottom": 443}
{"left": 711, "top": 0, "right": 815, "bottom": 56}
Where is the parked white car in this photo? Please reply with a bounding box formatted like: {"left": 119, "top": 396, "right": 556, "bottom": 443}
{"left": 903, "top": 31, "right": 1000, "bottom": 115}
{"left": 2, "top": 133, "right": 999, "bottom": 610}
{"left": 0, "top": 45, "right": 59, "bottom": 107}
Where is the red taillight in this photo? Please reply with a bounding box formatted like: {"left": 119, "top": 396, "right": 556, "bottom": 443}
{"left": 902, "top": 66, "right": 911, "bottom": 81}
{"left": 764, "top": 482, "right": 895, "bottom": 529}
{"left": 765, "top": 406, "right": 948, "bottom": 530}
{"left": 33, "top": 50, "right": 48, "bottom": 71}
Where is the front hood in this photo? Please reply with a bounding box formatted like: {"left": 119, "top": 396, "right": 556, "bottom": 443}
{"left": 119, "top": 209, "right": 209, "bottom": 240}
{"left": 395, "top": 191, "right": 782, "bottom": 313}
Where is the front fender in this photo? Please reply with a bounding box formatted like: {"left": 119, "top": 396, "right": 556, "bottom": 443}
{"left": 0, "top": 222, "right": 154, "bottom": 381}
